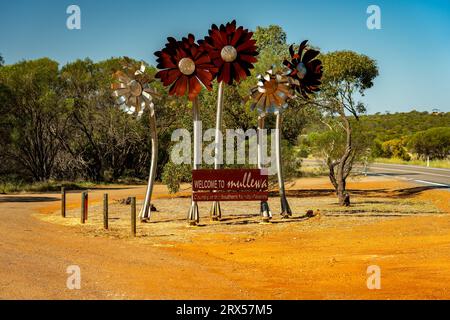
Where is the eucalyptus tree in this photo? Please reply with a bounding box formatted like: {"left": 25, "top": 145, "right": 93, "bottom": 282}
{"left": 0, "top": 58, "right": 62, "bottom": 181}
{"left": 319, "top": 51, "right": 379, "bottom": 205}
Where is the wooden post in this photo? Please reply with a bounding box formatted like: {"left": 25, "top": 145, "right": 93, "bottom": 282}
{"left": 81, "top": 192, "right": 86, "bottom": 224}
{"left": 131, "top": 197, "right": 136, "bottom": 237}
{"left": 61, "top": 187, "right": 66, "bottom": 218}
{"left": 84, "top": 192, "right": 89, "bottom": 221}
{"left": 103, "top": 194, "right": 109, "bottom": 230}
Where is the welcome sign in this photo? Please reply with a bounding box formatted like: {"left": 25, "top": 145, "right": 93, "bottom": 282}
{"left": 192, "top": 169, "right": 269, "bottom": 202}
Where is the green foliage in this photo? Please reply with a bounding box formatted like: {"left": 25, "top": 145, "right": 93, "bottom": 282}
{"left": 381, "top": 139, "right": 411, "bottom": 161}
{"left": 161, "top": 162, "right": 192, "bottom": 194}
{"left": 0, "top": 180, "right": 96, "bottom": 194}
{"left": 356, "top": 112, "right": 450, "bottom": 160}
{"left": 252, "top": 25, "right": 289, "bottom": 73}
{"left": 321, "top": 51, "right": 379, "bottom": 95}
{"left": 375, "top": 158, "right": 450, "bottom": 169}
{"left": 0, "top": 54, "right": 4, "bottom": 67}
{"left": 320, "top": 51, "right": 379, "bottom": 121}
{"left": 359, "top": 111, "right": 450, "bottom": 142}
{"left": 0, "top": 58, "right": 61, "bottom": 181}
{"left": 305, "top": 121, "right": 374, "bottom": 171}
{"left": 407, "top": 127, "right": 450, "bottom": 159}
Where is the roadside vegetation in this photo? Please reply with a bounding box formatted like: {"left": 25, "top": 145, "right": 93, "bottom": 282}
{"left": 374, "top": 158, "right": 450, "bottom": 169}
{"left": 0, "top": 180, "right": 97, "bottom": 194}
{"left": 0, "top": 28, "right": 448, "bottom": 203}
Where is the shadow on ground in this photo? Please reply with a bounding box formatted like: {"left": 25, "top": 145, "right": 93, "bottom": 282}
{"left": 278, "top": 185, "right": 449, "bottom": 199}
{"left": 0, "top": 196, "right": 59, "bottom": 203}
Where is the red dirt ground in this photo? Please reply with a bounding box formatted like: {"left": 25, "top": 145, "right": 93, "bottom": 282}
{"left": 0, "top": 177, "right": 449, "bottom": 299}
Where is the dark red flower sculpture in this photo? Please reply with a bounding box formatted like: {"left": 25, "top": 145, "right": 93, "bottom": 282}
{"left": 283, "top": 40, "right": 323, "bottom": 99}
{"left": 200, "top": 20, "right": 259, "bottom": 85}
{"left": 155, "top": 34, "right": 217, "bottom": 100}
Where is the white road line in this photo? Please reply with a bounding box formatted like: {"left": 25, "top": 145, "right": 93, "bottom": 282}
{"left": 374, "top": 163, "right": 450, "bottom": 173}
{"left": 413, "top": 180, "right": 449, "bottom": 187}
{"left": 370, "top": 166, "right": 450, "bottom": 178}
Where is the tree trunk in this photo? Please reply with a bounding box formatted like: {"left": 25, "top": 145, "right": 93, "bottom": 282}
{"left": 275, "top": 112, "right": 292, "bottom": 217}
{"left": 139, "top": 109, "right": 158, "bottom": 221}
{"left": 210, "top": 81, "right": 224, "bottom": 221}
{"left": 336, "top": 112, "right": 352, "bottom": 206}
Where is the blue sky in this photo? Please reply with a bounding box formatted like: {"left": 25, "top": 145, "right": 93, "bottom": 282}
{"left": 1, "top": 0, "right": 449, "bottom": 114}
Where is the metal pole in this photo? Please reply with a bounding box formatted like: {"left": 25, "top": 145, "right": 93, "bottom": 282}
{"left": 275, "top": 112, "right": 292, "bottom": 218}
{"left": 210, "top": 81, "right": 224, "bottom": 221}
{"left": 258, "top": 115, "right": 272, "bottom": 222}
{"left": 61, "top": 187, "right": 66, "bottom": 218}
{"left": 103, "top": 193, "right": 109, "bottom": 230}
{"left": 131, "top": 197, "right": 136, "bottom": 237}
{"left": 140, "top": 109, "right": 158, "bottom": 222}
{"left": 188, "top": 97, "right": 200, "bottom": 225}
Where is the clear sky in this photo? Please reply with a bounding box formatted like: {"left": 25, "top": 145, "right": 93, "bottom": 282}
{"left": 1, "top": 0, "right": 449, "bottom": 114}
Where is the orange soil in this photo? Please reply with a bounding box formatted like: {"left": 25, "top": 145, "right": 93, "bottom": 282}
{"left": 1, "top": 177, "right": 449, "bottom": 299}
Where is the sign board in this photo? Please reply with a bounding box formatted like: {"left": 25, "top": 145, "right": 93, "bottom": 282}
{"left": 192, "top": 169, "right": 268, "bottom": 202}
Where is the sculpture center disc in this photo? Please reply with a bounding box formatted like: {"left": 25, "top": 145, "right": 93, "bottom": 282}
{"left": 129, "top": 80, "right": 143, "bottom": 96}
{"left": 264, "top": 80, "right": 278, "bottom": 95}
{"left": 296, "top": 62, "right": 307, "bottom": 79}
{"left": 221, "top": 45, "right": 238, "bottom": 63}
{"left": 178, "top": 58, "right": 196, "bottom": 75}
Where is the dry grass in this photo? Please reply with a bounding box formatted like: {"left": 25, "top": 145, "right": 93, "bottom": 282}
{"left": 375, "top": 157, "right": 450, "bottom": 169}
{"left": 40, "top": 184, "right": 444, "bottom": 244}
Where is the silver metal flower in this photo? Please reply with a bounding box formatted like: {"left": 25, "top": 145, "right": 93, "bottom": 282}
{"left": 250, "top": 69, "right": 295, "bottom": 116}
{"left": 112, "top": 59, "right": 158, "bottom": 117}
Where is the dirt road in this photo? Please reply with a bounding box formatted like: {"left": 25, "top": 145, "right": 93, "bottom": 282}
{"left": 1, "top": 178, "right": 449, "bottom": 299}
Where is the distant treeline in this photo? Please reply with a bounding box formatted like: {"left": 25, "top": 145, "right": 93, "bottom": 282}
{"left": 359, "top": 111, "right": 450, "bottom": 161}
{"left": 359, "top": 111, "right": 450, "bottom": 141}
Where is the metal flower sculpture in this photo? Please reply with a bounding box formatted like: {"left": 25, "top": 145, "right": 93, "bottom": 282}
{"left": 283, "top": 40, "right": 323, "bottom": 99}
{"left": 155, "top": 34, "right": 216, "bottom": 101}
{"left": 155, "top": 35, "right": 217, "bottom": 225}
{"left": 200, "top": 20, "right": 259, "bottom": 221}
{"left": 200, "top": 20, "right": 258, "bottom": 85}
{"left": 112, "top": 58, "right": 159, "bottom": 222}
{"left": 251, "top": 70, "right": 295, "bottom": 115}
{"left": 250, "top": 70, "right": 295, "bottom": 220}
{"left": 263, "top": 40, "right": 322, "bottom": 218}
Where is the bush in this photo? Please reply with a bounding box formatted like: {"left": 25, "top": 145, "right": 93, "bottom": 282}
{"left": 408, "top": 127, "right": 450, "bottom": 159}
{"left": 161, "top": 162, "right": 192, "bottom": 194}
{"left": 381, "top": 139, "right": 410, "bottom": 161}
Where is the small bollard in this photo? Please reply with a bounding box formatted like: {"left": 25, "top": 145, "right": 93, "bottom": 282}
{"left": 103, "top": 194, "right": 109, "bottom": 230}
{"left": 61, "top": 187, "right": 66, "bottom": 218}
{"left": 81, "top": 192, "right": 88, "bottom": 224}
{"left": 131, "top": 197, "right": 136, "bottom": 237}
{"left": 84, "top": 192, "right": 89, "bottom": 221}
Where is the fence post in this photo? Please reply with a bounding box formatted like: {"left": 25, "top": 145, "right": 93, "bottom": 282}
{"left": 103, "top": 193, "right": 109, "bottom": 230}
{"left": 131, "top": 197, "right": 136, "bottom": 237}
{"left": 61, "top": 187, "right": 66, "bottom": 218}
{"left": 81, "top": 192, "right": 86, "bottom": 224}
{"left": 84, "top": 192, "right": 89, "bottom": 221}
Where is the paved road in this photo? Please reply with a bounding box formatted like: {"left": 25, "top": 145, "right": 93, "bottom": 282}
{"left": 302, "top": 159, "right": 449, "bottom": 189}
{"left": 368, "top": 163, "right": 450, "bottom": 188}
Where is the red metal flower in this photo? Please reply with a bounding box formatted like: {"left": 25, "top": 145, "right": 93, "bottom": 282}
{"left": 200, "top": 20, "right": 259, "bottom": 85}
{"left": 155, "top": 34, "right": 217, "bottom": 101}
{"left": 283, "top": 40, "right": 323, "bottom": 99}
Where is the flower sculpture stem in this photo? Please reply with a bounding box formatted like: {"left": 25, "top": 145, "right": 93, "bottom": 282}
{"left": 275, "top": 111, "right": 292, "bottom": 218}
{"left": 112, "top": 60, "right": 159, "bottom": 222}
{"left": 258, "top": 115, "right": 272, "bottom": 222}
{"left": 210, "top": 81, "right": 224, "bottom": 221}
{"left": 188, "top": 97, "right": 201, "bottom": 225}
{"left": 140, "top": 108, "right": 158, "bottom": 221}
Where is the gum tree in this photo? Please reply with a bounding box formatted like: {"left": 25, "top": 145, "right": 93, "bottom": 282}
{"left": 319, "top": 51, "right": 379, "bottom": 205}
